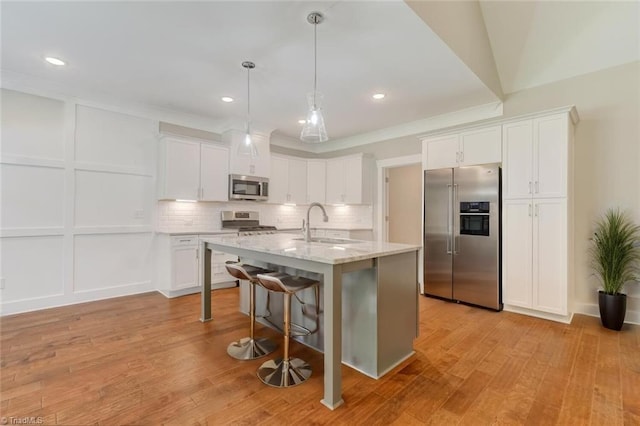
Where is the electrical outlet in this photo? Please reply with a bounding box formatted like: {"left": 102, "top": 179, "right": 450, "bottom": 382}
{"left": 134, "top": 210, "right": 144, "bottom": 219}
{"left": 0, "top": 278, "right": 5, "bottom": 290}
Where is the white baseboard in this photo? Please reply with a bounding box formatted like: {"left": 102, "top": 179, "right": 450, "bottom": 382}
{"left": 0, "top": 281, "right": 154, "bottom": 316}
{"left": 503, "top": 305, "right": 573, "bottom": 324}
{"left": 573, "top": 302, "right": 640, "bottom": 325}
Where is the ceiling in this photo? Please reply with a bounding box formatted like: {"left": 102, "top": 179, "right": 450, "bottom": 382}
{"left": 480, "top": 0, "right": 640, "bottom": 94}
{"left": 1, "top": 1, "right": 638, "bottom": 152}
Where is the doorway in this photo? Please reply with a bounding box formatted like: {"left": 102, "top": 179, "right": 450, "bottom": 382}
{"left": 386, "top": 164, "right": 422, "bottom": 245}
{"left": 376, "top": 154, "right": 423, "bottom": 288}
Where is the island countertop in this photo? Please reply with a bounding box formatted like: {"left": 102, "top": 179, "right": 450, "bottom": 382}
{"left": 199, "top": 233, "right": 420, "bottom": 265}
{"left": 200, "top": 233, "right": 420, "bottom": 410}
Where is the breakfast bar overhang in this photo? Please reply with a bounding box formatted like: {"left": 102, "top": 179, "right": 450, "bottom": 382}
{"left": 199, "top": 233, "right": 420, "bottom": 410}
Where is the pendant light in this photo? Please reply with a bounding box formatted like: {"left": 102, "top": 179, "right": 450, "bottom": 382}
{"left": 238, "top": 61, "right": 259, "bottom": 158}
{"left": 300, "top": 11, "right": 328, "bottom": 143}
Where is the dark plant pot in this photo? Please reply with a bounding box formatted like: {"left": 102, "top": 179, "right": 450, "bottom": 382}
{"left": 598, "top": 291, "right": 627, "bottom": 331}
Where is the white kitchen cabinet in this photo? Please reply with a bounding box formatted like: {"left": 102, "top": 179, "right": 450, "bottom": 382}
{"left": 200, "top": 144, "right": 229, "bottom": 201}
{"left": 224, "top": 130, "right": 270, "bottom": 178}
{"left": 156, "top": 234, "right": 237, "bottom": 298}
{"left": 503, "top": 199, "right": 567, "bottom": 316}
{"left": 158, "top": 137, "right": 228, "bottom": 201}
{"left": 306, "top": 159, "right": 326, "bottom": 204}
{"left": 160, "top": 138, "right": 200, "bottom": 200}
{"left": 422, "top": 125, "right": 501, "bottom": 170}
{"left": 211, "top": 250, "right": 239, "bottom": 286}
{"left": 325, "top": 154, "right": 372, "bottom": 205}
{"left": 501, "top": 108, "right": 576, "bottom": 321}
{"left": 502, "top": 114, "right": 568, "bottom": 199}
{"left": 171, "top": 236, "right": 200, "bottom": 290}
{"left": 269, "top": 154, "right": 307, "bottom": 204}
{"left": 155, "top": 235, "right": 200, "bottom": 297}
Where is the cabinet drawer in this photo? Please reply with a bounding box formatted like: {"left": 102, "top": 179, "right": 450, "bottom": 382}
{"left": 171, "top": 236, "right": 198, "bottom": 247}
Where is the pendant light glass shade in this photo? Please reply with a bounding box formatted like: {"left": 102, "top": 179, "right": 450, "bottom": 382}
{"left": 300, "top": 11, "right": 328, "bottom": 143}
{"left": 238, "top": 61, "right": 258, "bottom": 158}
{"left": 237, "top": 129, "right": 259, "bottom": 157}
{"left": 301, "top": 91, "right": 328, "bottom": 143}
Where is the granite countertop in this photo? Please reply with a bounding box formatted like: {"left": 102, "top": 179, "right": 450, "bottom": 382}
{"left": 156, "top": 230, "right": 238, "bottom": 236}
{"left": 200, "top": 233, "right": 420, "bottom": 265}
{"left": 277, "top": 226, "right": 373, "bottom": 232}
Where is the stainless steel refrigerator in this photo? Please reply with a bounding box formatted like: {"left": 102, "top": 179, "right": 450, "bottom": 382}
{"left": 423, "top": 164, "right": 502, "bottom": 310}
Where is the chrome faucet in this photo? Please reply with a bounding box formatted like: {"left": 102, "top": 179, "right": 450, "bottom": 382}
{"left": 305, "top": 202, "right": 329, "bottom": 242}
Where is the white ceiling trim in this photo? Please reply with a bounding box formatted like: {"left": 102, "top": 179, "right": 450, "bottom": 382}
{"left": 0, "top": 69, "right": 226, "bottom": 134}
{"left": 272, "top": 101, "right": 504, "bottom": 153}
{"left": 2, "top": 68, "right": 504, "bottom": 155}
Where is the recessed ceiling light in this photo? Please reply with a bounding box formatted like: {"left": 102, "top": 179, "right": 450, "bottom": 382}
{"left": 221, "top": 96, "right": 234, "bottom": 103}
{"left": 372, "top": 93, "right": 385, "bottom": 100}
{"left": 298, "top": 119, "right": 306, "bottom": 124}
{"left": 45, "top": 57, "right": 65, "bottom": 66}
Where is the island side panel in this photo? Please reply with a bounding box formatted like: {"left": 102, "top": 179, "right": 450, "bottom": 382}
{"left": 376, "top": 251, "right": 418, "bottom": 374}
{"left": 341, "top": 267, "right": 377, "bottom": 376}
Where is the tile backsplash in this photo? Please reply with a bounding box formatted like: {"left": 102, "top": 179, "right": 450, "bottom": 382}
{"left": 156, "top": 201, "right": 373, "bottom": 232}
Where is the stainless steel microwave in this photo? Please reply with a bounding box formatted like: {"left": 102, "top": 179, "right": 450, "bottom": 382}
{"left": 229, "top": 174, "right": 269, "bottom": 201}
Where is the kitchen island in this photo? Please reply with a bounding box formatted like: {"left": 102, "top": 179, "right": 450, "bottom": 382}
{"left": 199, "top": 233, "right": 420, "bottom": 410}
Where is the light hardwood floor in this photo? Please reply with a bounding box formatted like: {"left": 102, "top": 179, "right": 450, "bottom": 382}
{"left": 1, "top": 288, "right": 638, "bottom": 425}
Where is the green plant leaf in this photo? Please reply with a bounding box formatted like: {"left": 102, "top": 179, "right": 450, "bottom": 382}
{"left": 589, "top": 208, "right": 640, "bottom": 295}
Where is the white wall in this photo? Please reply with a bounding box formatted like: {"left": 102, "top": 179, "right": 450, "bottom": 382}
{"left": 502, "top": 61, "right": 640, "bottom": 323}
{"left": 0, "top": 89, "right": 157, "bottom": 315}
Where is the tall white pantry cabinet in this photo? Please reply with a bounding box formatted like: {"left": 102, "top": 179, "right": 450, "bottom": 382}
{"left": 502, "top": 108, "right": 578, "bottom": 321}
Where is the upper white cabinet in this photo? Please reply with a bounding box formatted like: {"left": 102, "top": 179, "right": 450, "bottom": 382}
{"left": 306, "top": 159, "right": 326, "bottom": 204}
{"left": 224, "top": 130, "right": 270, "bottom": 178}
{"left": 158, "top": 137, "right": 228, "bottom": 201}
{"left": 502, "top": 114, "right": 568, "bottom": 199}
{"left": 326, "top": 154, "right": 372, "bottom": 205}
{"left": 422, "top": 125, "right": 502, "bottom": 170}
{"left": 269, "top": 154, "right": 307, "bottom": 204}
{"left": 200, "top": 143, "right": 230, "bottom": 201}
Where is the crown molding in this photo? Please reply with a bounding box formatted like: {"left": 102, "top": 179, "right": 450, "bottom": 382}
{"left": 0, "top": 69, "right": 227, "bottom": 134}
{"left": 269, "top": 101, "right": 504, "bottom": 153}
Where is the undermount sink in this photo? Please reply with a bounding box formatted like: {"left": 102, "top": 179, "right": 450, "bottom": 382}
{"left": 293, "top": 237, "right": 360, "bottom": 245}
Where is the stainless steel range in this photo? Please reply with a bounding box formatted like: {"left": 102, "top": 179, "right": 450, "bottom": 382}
{"left": 221, "top": 211, "right": 277, "bottom": 236}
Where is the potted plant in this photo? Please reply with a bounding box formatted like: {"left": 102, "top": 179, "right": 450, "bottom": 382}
{"left": 590, "top": 208, "right": 640, "bottom": 330}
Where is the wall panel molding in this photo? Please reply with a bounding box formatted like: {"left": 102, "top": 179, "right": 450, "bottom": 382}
{"left": 1, "top": 89, "right": 158, "bottom": 315}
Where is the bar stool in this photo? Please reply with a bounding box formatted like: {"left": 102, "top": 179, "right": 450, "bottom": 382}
{"left": 224, "top": 262, "right": 277, "bottom": 360}
{"left": 255, "top": 272, "right": 320, "bottom": 387}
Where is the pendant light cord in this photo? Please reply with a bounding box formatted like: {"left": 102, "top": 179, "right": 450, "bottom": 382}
{"left": 246, "top": 65, "right": 251, "bottom": 133}
{"left": 313, "top": 16, "right": 318, "bottom": 109}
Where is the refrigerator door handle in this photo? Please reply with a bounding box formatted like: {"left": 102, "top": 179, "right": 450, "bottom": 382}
{"left": 453, "top": 183, "right": 458, "bottom": 254}
{"left": 446, "top": 184, "right": 453, "bottom": 254}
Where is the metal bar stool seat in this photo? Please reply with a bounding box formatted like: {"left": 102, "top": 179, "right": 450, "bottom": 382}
{"left": 255, "top": 272, "right": 320, "bottom": 387}
{"left": 224, "top": 262, "right": 277, "bottom": 360}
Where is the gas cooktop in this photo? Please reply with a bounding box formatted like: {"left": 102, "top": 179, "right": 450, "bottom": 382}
{"left": 220, "top": 211, "right": 277, "bottom": 235}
